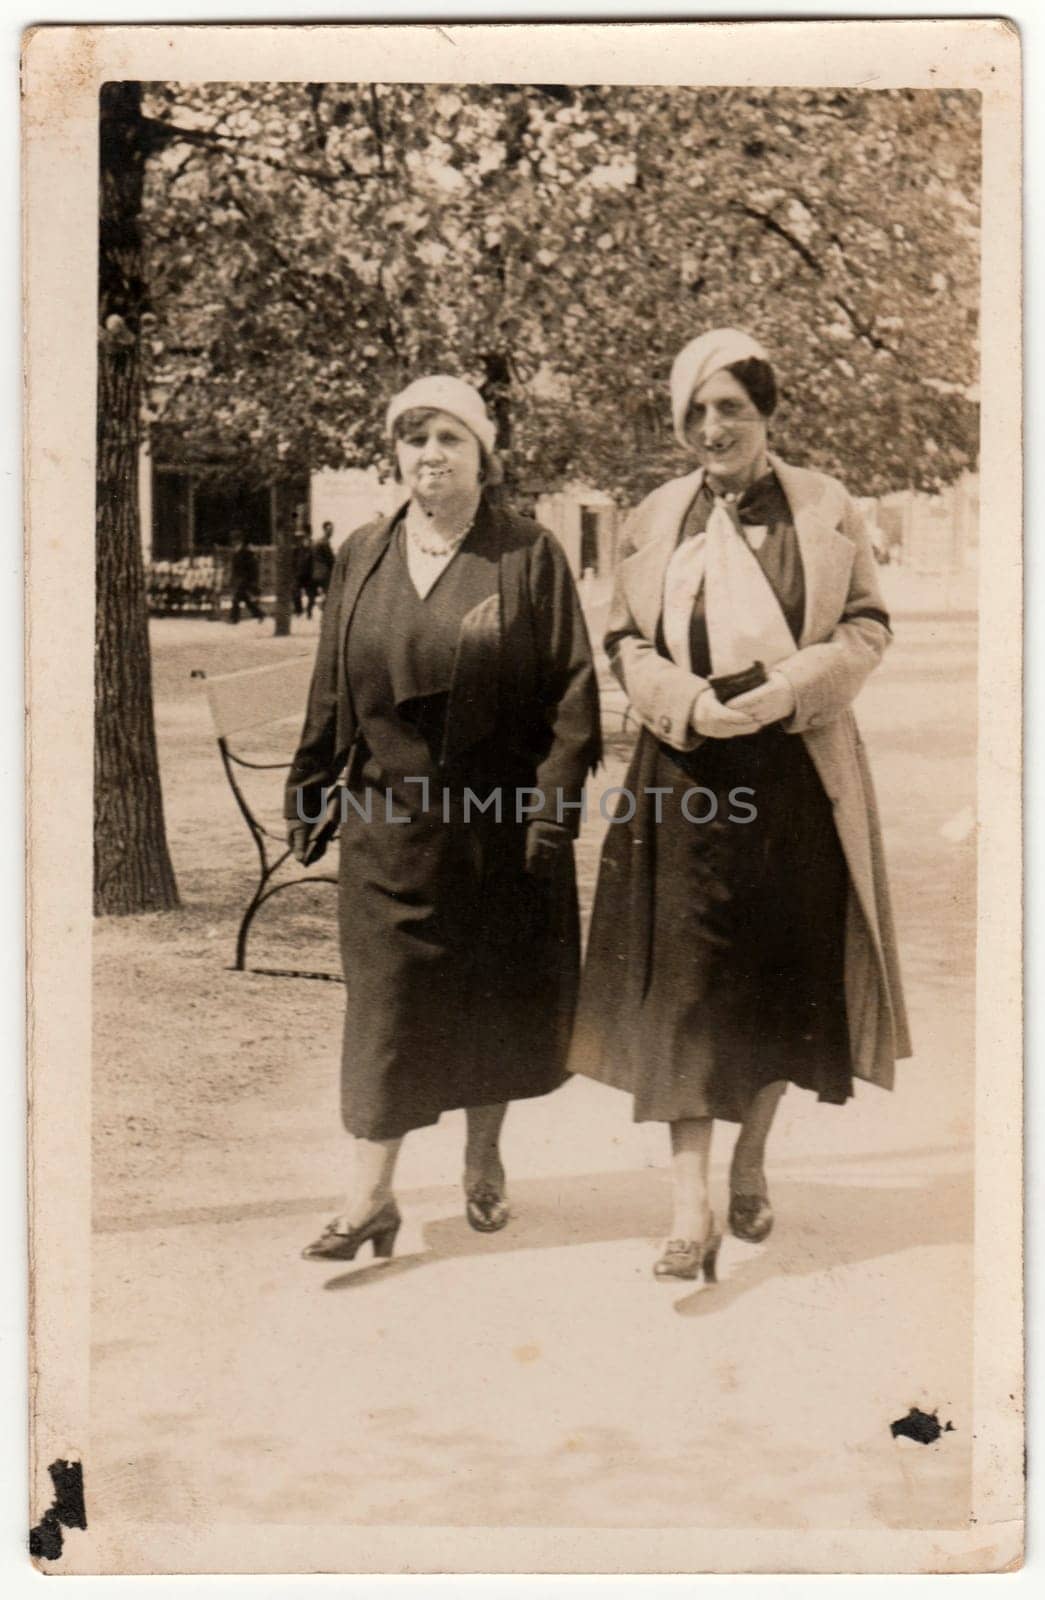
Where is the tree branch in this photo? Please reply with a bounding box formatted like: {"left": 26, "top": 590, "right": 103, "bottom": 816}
{"left": 140, "top": 113, "right": 353, "bottom": 197}
{"left": 831, "top": 293, "right": 894, "bottom": 355}
{"left": 167, "top": 148, "right": 198, "bottom": 185}
{"left": 367, "top": 85, "right": 387, "bottom": 176}
{"left": 306, "top": 83, "right": 328, "bottom": 151}
{"left": 360, "top": 86, "right": 401, "bottom": 361}
{"left": 735, "top": 201, "right": 822, "bottom": 277}
{"left": 736, "top": 200, "right": 898, "bottom": 358}
{"left": 222, "top": 189, "right": 317, "bottom": 318}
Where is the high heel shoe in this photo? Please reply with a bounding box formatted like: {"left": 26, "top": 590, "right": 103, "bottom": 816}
{"left": 653, "top": 1220, "right": 722, "bottom": 1283}
{"left": 301, "top": 1199, "right": 401, "bottom": 1262}
{"left": 464, "top": 1181, "right": 510, "bottom": 1234}
{"left": 728, "top": 1192, "right": 774, "bottom": 1243}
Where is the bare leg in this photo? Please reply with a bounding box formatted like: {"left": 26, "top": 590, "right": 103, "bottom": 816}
{"left": 337, "top": 1134, "right": 403, "bottom": 1229}
{"left": 730, "top": 1080, "right": 786, "bottom": 1198}
{"left": 463, "top": 1102, "right": 508, "bottom": 1191}
{"left": 669, "top": 1117, "right": 714, "bottom": 1241}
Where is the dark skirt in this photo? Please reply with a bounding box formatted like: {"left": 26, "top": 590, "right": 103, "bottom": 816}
{"left": 576, "top": 726, "right": 853, "bottom": 1124}
{"left": 337, "top": 788, "right": 576, "bottom": 1140}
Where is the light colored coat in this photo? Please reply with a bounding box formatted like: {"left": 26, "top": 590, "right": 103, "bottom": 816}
{"left": 605, "top": 453, "right": 911, "bottom": 1088}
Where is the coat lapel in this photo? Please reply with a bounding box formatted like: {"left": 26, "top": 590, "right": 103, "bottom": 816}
{"left": 441, "top": 499, "right": 504, "bottom": 765}
{"left": 770, "top": 455, "right": 855, "bottom": 646}
{"left": 620, "top": 468, "right": 705, "bottom": 640}
{"left": 337, "top": 514, "right": 397, "bottom": 662}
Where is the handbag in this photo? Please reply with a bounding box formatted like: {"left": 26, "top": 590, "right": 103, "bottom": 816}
{"left": 708, "top": 660, "right": 768, "bottom": 704}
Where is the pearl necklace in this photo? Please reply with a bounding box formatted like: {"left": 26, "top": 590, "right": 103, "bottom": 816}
{"left": 405, "top": 499, "right": 477, "bottom": 558}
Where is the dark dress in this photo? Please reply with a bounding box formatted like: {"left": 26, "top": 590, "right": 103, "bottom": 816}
{"left": 337, "top": 520, "right": 582, "bottom": 1140}
{"left": 578, "top": 472, "right": 853, "bottom": 1125}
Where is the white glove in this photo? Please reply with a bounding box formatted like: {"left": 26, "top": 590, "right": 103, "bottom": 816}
{"left": 729, "top": 670, "right": 797, "bottom": 727}
{"left": 691, "top": 689, "right": 760, "bottom": 740}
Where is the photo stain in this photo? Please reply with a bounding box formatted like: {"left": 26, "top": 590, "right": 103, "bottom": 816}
{"left": 890, "top": 1407, "right": 956, "bottom": 1445}
{"left": 514, "top": 1343, "right": 541, "bottom": 1364}
{"left": 29, "top": 1459, "right": 87, "bottom": 1562}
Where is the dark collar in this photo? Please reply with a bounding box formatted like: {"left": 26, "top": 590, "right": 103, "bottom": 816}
{"left": 701, "top": 468, "right": 792, "bottom": 526}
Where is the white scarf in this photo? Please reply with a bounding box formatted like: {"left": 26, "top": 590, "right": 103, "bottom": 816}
{"left": 662, "top": 495, "right": 796, "bottom": 676}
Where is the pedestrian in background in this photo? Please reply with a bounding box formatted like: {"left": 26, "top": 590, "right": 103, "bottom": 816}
{"left": 292, "top": 528, "right": 314, "bottom": 618}
{"left": 228, "top": 529, "right": 265, "bottom": 624}
{"left": 573, "top": 329, "right": 910, "bottom": 1282}
{"left": 309, "top": 521, "right": 336, "bottom": 615}
{"left": 286, "top": 375, "right": 601, "bottom": 1265}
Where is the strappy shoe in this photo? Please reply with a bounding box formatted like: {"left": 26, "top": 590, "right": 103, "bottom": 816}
{"left": 653, "top": 1220, "right": 722, "bottom": 1283}
{"left": 729, "top": 1193, "right": 774, "bottom": 1243}
{"left": 301, "top": 1199, "right": 401, "bottom": 1262}
{"left": 464, "top": 1181, "right": 510, "bottom": 1234}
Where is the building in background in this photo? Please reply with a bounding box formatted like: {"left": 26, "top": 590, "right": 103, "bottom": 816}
{"left": 140, "top": 426, "right": 978, "bottom": 596}
{"left": 876, "top": 472, "right": 979, "bottom": 574}
{"left": 140, "top": 434, "right": 400, "bottom": 570}
{"left": 534, "top": 485, "right": 621, "bottom": 580}
{"left": 139, "top": 427, "right": 308, "bottom": 579}
{"left": 309, "top": 467, "right": 403, "bottom": 548}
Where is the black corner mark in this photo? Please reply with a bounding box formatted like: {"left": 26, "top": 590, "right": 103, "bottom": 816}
{"left": 29, "top": 1459, "right": 87, "bottom": 1562}
{"left": 890, "top": 1407, "right": 956, "bottom": 1446}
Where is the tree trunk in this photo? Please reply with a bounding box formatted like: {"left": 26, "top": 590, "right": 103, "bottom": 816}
{"left": 95, "top": 82, "right": 179, "bottom": 915}
{"left": 481, "top": 350, "right": 512, "bottom": 505}
{"left": 482, "top": 349, "right": 512, "bottom": 454}
{"left": 272, "top": 505, "right": 294, "bottom": 638}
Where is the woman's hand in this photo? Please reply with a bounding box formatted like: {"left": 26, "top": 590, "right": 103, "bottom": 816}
{"left": 287, "top": 821, "right": 312, "bottom": 864}
{"left": 729, "top": 670, "right": 797, "bottom": 728}
{"left": 691, "top": 689, "right": 760, "bottom": 740}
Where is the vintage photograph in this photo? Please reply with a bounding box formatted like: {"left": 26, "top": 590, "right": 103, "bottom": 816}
{"left": 24, "top": 21, "right": 1022, "bottom": 1576}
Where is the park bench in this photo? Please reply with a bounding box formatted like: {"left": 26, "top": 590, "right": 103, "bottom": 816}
{"left": 205, "top": 654, "right": 343, "bottom": 981}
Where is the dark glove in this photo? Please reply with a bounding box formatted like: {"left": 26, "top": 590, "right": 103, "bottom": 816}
{"left": 525, "top": 819, "right": 573, "bottom": 880}
{"left": 287, "top": 821, "right": 311, "bottom": 865}
{"left": 287, "top": 785, "right": 342, "bottom": 867}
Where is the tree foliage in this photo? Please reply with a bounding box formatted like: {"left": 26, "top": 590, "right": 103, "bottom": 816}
{"left": 141, "top": 82, "right": 980, "bottom": 500}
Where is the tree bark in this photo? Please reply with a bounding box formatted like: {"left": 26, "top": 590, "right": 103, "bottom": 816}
{"left": 482, "top": 349, "right": 512, "bottom": 455}
{"left": 272, "top": 510, "right": 294, "bottom": 638}
{"left": 95, "top": 82, "right": 179, "bottom": 915}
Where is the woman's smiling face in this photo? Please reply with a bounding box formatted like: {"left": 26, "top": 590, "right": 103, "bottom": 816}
{"left": 683, "top": 368, "right": 769, "bottom": 486}
{"left": 394, "top": 409, "right": 482, "bottom": 503}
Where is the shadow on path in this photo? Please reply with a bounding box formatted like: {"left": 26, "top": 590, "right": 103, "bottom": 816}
{"left": 320, "top": 1158, "right": 972, "bottom": 1299}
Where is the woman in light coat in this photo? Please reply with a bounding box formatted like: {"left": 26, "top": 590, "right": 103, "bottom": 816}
{"left": 573, "top": 329, "right": 910, "bottom": 1280}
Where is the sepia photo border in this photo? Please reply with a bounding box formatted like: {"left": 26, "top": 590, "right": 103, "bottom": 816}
{"left": 23, "top": 17, "right": 1022, "bottom": 1575}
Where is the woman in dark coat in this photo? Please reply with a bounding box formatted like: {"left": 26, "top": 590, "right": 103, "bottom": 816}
{"left": 572, "top": 330, "right": 910, "bottom": 1281}
{"left": 286, "top": 375, "right": 601, "bottom": 1263}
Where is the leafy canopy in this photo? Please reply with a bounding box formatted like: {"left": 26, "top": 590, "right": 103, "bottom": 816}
{"left": 141, "top": 82, "right": 980, "bottom": 499}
